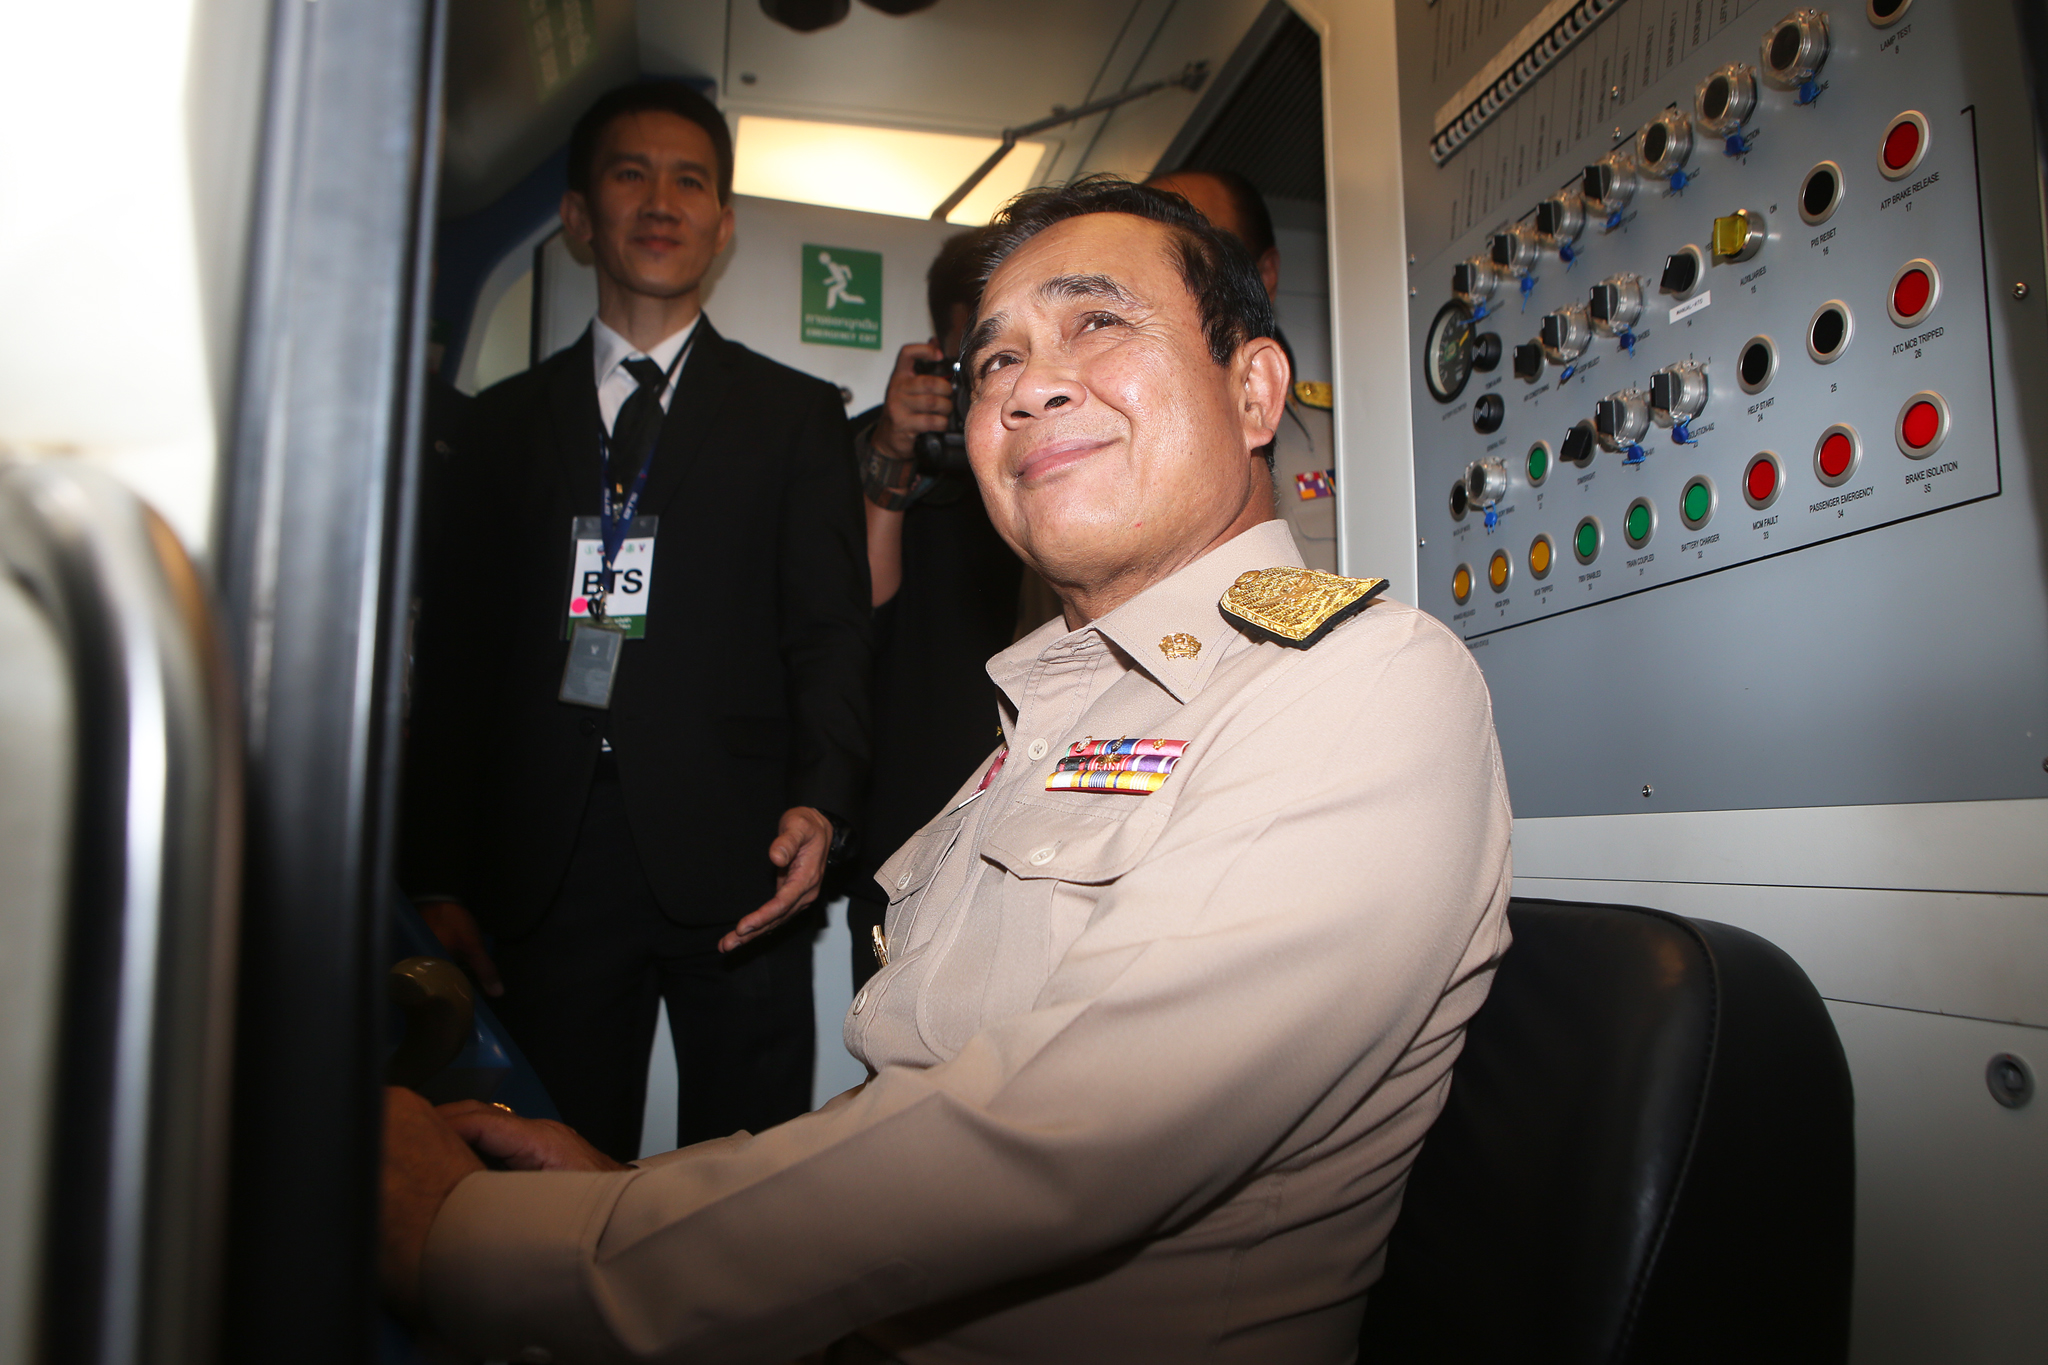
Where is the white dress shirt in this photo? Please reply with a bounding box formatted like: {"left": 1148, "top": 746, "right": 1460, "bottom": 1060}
{"left": 590, "top": 314, "right": 699, "bottom": 435}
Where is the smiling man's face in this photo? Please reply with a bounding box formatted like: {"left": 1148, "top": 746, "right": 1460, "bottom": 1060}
{"left": 563, "top": 110, "right": 733, "bottom": 303}
{"left": 964, "top": 212, "right": 1287, "bottom": 620}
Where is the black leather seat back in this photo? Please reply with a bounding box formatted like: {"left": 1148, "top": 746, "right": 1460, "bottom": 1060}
{"left": 1360, "top": 898, "right": 1854, "bottom": 1364}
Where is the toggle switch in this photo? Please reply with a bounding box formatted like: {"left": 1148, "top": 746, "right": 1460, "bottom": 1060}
{"left": 1711, "top": 209, "right": 1766, "bottom": 263}
{"left": 1490, "top": 224, "right": 1542, "bottom": 278}
{"left": 1588, "top": 274, "right": 1645, "bottom": 336}
{"left": 1472, "top": 393, "right": 1506, "bottom": 434}
{"left": 1536, "top": 193, "right": 1586, "bottom": 248}
{"left": 1649, "top": 361, "right": 1709, "bottom": 429}
{"left": 1659, "top": 246, "right": 1705, "bottom": 296}
{"left": 1582, "top": 152, "right": 1640, "bottom": 216}
{"left": 1594, "top": 389, "right": 1651, "bottom": 453}
{"left": 1560, "top": 419, "right": 1597, "bottom": 467}
{"left": 1513, "top": 340, "right": 1546, "bottom": 383}
{"left": 1452, "top": 257, "right": 1501, "bottom": 306}
{"left": 1540, "top": 305, "right": 1594, "bottom": 365}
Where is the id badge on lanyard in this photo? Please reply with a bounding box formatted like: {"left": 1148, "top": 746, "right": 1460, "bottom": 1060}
{"left": 560, "top": 514, "right": 657, "bottom": 709}
{"left": 559, "top": 339, "right": 688, "bottom": 709}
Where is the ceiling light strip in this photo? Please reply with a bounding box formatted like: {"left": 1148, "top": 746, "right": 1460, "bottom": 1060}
{"left": 1429, "top": 0, "right": 1625, "bottom": 167}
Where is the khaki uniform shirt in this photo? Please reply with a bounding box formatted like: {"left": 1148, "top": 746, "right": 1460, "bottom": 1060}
{"left": 1272, "top": 391, "right": 1337, "bottom": 573}
{"left": 423, "top": 520, "right": 1513, "bottom": 1365}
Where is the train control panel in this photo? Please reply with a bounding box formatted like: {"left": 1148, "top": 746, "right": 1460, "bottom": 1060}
{"left": 1394, "top": 0, "right": 2048, "bottom": 818}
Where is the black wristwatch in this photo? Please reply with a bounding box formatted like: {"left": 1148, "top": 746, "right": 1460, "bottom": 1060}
{"left": 822, "top": 812, "right": 854, "bottom": 867}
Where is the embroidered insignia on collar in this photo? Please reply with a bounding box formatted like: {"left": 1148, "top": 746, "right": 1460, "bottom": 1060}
{"left": 1045, "top": 737, "right": 1187, "bottom": 794}
{"left": 1220, "top": 567, "right": 1388, "bottom": 648}
{"left": 1293, "top": 381, "right": 1334, "bottom": 410}
{"left": 1294, "top": 469, "right": 1333, "bottom": 501}
{"left": 1159, "top": 633, "right": 1201, "bottom": 659}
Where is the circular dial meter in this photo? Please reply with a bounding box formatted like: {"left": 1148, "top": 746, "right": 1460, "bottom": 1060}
{"left": 1423, "top": 300, "right": 1480, "bottom": 403}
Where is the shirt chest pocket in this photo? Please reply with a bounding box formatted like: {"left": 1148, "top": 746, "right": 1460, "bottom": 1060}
{"left": 873, "top": 808, "right": 974, "bottom": 948}
{"left": 979, "top": 793, "right": 1174, "bottom": 885}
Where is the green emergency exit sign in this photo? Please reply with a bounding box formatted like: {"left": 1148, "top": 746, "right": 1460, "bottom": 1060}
{"left": 800, "top": 244, "right": 882, "bottom": 350}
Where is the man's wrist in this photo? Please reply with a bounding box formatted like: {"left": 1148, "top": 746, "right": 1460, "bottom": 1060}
{"left": 857, "top": 424, "right": 927, "bottom": 511}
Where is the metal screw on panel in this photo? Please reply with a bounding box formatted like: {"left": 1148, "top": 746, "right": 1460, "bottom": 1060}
{"left": 2017, "top": 282, "right": 2032, "bottom": 300}
{"left": 1418, "top": 537, "right": 1428, "bottom": 547}
{"left": 1641, "top": 784, "right": 1653, "bottom": 798}
{"left": 1987, "top": 1053, "right": 2034, "bottom": 1109}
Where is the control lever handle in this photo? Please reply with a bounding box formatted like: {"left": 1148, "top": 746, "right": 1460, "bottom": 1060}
{"left": 386, "top": 956, "right": 475, "bottom": 1090}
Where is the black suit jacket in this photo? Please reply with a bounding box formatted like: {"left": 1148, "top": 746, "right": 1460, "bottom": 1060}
{"left": 402, "top": 320, "right": 871, "bottom": 933}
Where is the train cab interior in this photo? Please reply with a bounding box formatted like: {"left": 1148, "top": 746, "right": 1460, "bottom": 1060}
{"left": 0, "top": 0, "right": 2043, "bottom": 1360}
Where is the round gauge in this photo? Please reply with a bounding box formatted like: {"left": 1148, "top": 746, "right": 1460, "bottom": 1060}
{"left": 1423, "top": 300, "right": 1479, "bottom": 403}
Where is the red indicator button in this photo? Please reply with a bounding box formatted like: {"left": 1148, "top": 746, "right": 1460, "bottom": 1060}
{"left": 1893, "top": 268, "right": 1931, "bottom": 319}
{"left": 1820, "top": 431, "right": 1854, "bottom": 478}
{"left": 1883, "top": 120, "right": 1920, "bottom": 171}
{"left": 1748, "top": 457, "right": 1778, "bottom": 503}
{"left": 1901, "top": 401, "right": 1941, "bottom": 449}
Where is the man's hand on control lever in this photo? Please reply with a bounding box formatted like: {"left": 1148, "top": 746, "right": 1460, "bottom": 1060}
{"left": 418, "top": 899, "right": 503, "bottom": 998}
{"left": 872, "top": 340, "right": 954, "bottom": 467}
{"left": 380, "top": 1088, "right": 623, "bottom": 1323}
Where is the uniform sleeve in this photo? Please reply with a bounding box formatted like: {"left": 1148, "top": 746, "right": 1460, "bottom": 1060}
{"left": 420, "top": 614, "right": 1512, "bottom": 1364}
{"left": 776, "top": 379, "right": 873, "bottom": 825}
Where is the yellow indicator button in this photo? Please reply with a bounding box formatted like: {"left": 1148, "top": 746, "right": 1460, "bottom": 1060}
{"left": 1712, "top": 212, "right": 1750, "bottom": 259}
{"left": 1452, "top": 564, "right": 1473, "bottom": 603}
{"left": 1529, "top": 536, "right": 1552, "bottom": 576}
{"left": 1487, "top": 550, "right": 1511, "bottom": 592}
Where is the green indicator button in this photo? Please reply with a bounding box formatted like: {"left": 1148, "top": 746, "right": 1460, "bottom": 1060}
{"left": 1625, "top": 503, "right": 1652, "bottom": 542}
{"left": 1575, "top": 520, "right": 1600, "bottom": 559}
{"left": 1683, "top": 480, "right": 1712, "bottom": 523}
{"left": 1527, "top": 444, "right": 1550, "bottom": 483}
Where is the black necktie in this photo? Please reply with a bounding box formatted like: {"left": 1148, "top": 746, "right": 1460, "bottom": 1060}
{"left": 607, "top": 355, "right": 670, "bottom": 499}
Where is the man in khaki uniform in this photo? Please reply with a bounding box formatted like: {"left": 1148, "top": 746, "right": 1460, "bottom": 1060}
{"left": 1146, "top": 168, "right": 1338, "bottom": 572}
{"left": 381, "top": 178, "right": 1512, "bottom": 1365}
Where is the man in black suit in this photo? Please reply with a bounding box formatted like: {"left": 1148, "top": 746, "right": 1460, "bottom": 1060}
{"left": 402, "top": 82, "right": 871, "bottom": 1162}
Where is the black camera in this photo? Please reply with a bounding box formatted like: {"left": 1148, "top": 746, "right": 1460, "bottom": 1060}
{"left": 910, "top": 356, "right": 969, "bottom": 475}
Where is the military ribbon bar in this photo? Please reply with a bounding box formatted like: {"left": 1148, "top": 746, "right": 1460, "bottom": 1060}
{"left": 1045, "top": 738, "right": 1187, "bottom": 794}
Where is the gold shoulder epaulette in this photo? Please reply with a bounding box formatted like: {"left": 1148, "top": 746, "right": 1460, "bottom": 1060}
{"left": 1293, "top": 381, "right": 1334, "bottom": 410}
{"left": 1221, "top": 567, "right": 1387, "bottom": 648}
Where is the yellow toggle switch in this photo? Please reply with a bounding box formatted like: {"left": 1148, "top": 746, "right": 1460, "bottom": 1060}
{"left": 1712, "top": 209, "right": 1765, "bottom": 263}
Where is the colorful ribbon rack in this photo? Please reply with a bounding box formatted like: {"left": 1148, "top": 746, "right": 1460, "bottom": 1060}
{"left": 1045, "top": 737, "right": 1188, "bottom": 794}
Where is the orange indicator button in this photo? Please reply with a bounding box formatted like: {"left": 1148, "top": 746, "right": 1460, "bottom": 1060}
{"left": 1452, "top": 564, "right": 1473, "bottom": 603}
{"left": 1487, "top": 550, "right": 1511, "bottom": 593}
{"left": 1529, "top": 536, "right": 1553, "bottom": 576}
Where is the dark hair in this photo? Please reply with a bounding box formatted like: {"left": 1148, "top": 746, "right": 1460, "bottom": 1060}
{"left": 567, "top": 81, "right": 733, "bottom": 203}
{"left": 926, "top": 229, "right": 988, "bottom": 341}
{"left": 970, "top": 175, "right": 1277, "bottom": 376}
{"left": 1150, "top": 168, "right": 1276, "bottom": 261}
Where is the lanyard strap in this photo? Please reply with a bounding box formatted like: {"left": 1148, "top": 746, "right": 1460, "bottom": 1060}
{"left": 596, "top": 335, "right": 693, "bottom": 583}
